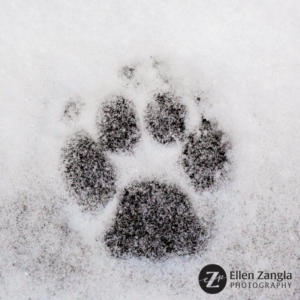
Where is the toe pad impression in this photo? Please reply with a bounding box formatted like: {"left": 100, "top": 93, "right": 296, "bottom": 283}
{"left": 181, "top": 119, "right": 228, "bottom": 190}
{"left": 61, "top": 132, "right": 117, "bottom": 209}
{"left": 145, "top": 93, "right": 187, "bottom": 144}
{"left": 97, "top": 97, "right": 141, "bottom": 152}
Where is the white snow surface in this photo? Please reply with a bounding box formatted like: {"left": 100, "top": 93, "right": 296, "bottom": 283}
{"left": 0, "top": 1, "right": 300, "bottom": 299}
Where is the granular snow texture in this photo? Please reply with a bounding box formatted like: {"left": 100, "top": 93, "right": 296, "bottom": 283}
{"left": 1, "top": 1, "right": 300, "bottom": 300}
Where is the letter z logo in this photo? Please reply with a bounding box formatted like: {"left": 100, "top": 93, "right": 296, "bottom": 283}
{"left": 206, "top": 272, "right": 220, "bottom": 288}
{"left": 199, "top": 264, "right": 227, "bottom": 294}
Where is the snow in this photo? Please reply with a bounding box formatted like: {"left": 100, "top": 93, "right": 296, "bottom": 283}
{"left": 0, "top": 0, "right": 300, "bottom": 299}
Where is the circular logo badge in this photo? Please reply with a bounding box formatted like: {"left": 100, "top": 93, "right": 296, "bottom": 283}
{"left": 198, "top": 264, "right": 227, "bottom": 294}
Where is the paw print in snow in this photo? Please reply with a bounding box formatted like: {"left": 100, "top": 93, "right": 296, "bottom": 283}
{"left": 61, "top": 59, "right": 230, "bottom": 260}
